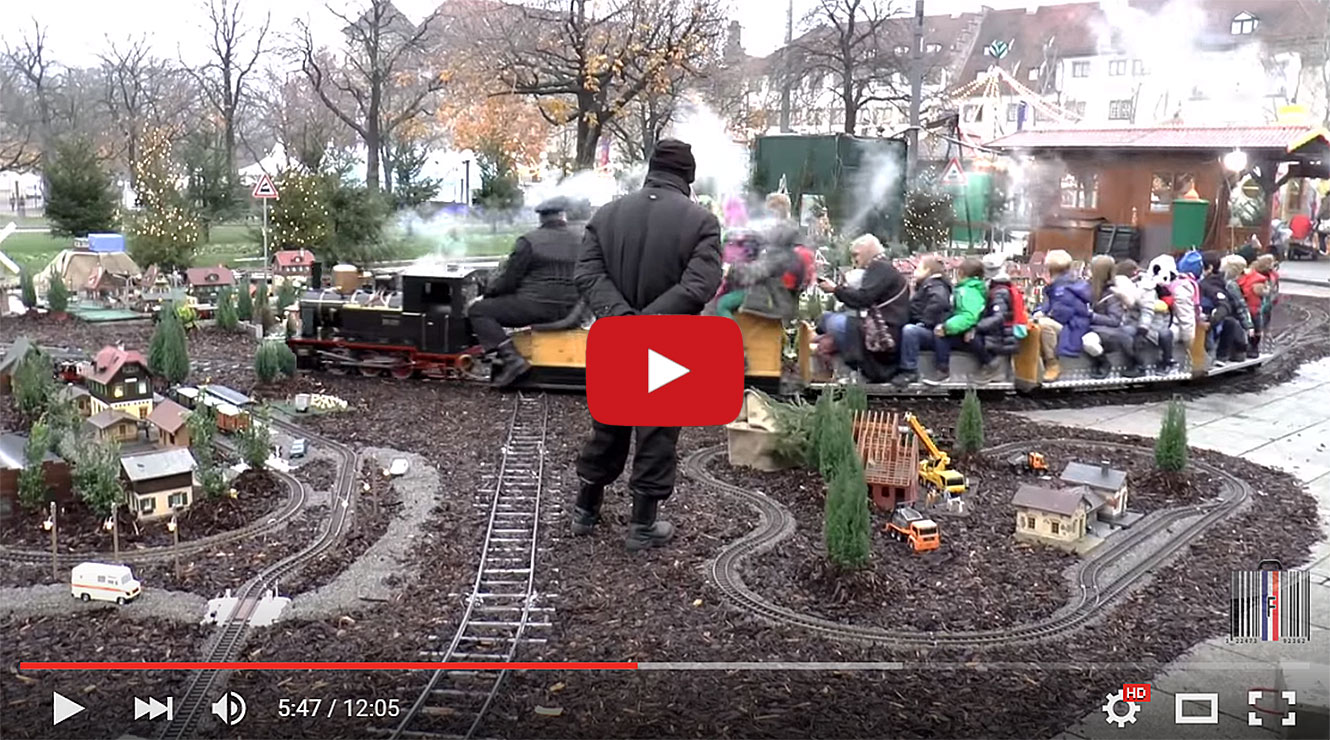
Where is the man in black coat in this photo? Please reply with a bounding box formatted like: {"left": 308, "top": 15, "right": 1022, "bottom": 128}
{"left": 468, "top": 196, "right": 582, "bottom": 387}
{"left": 571, "top": 139, "right": 723, "bottom": 551}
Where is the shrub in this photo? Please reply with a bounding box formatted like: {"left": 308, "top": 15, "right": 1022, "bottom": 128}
{"left": 72, "top": 440, "right": 124, "bottom": 517}
{"left": 822, "top": 402, "right": 871, "bottom": 570}
{"left": 20, "top": 269, "right": 37, "bottom": 308}
{"left": 236, "top": 410, "right": 272, "bottom": 470}
{"left": 767, "top": 393, "right": 816, "bottom": 467}
{"left": 13, "top": 350, "right": 56, "bottom": 423}
{"left": 955, "top": 389, "right": 985, "bottom": 455}
{"left": 1155, "top": 396, "right": 1188, "bottom": 472}
{"left": 149, "top": 305, "right": 190, "bottom": 384}
{"left": 215, "top": 287, "right": 239, "bottom": 331}
{"left": 45, "top": 271, "right": 69, "bottom": 313}
{"left": 236, "top": 283, "right": 253, "bottom": 320}
{"left": 18, "top": 421, "right": 53, "bottom": 511}
{"left": 254, "top": 341, "right": 296, "bottom": 384}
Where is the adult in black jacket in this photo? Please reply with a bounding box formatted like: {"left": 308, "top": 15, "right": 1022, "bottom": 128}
{"left": 468, "top": 197, "right": 582, "bottom": 386}
{"left": 571, "top": 139, "right": 723, "bottom": 552}
{"left": 815, "top": 234, "right": 910, "bottom": 382}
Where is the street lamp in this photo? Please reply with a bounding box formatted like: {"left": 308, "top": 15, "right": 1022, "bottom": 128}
{"left": 103, "top": 502, "right": 119, "bottom": 558}
{"left": 43, "top": 502, "right": 56, "bottom": 581}
{"left": 1223, "top": 149, "right": 1249, "bottom": 174}
{"left": 167, "top": 513, "right": 180, "bottom": 579}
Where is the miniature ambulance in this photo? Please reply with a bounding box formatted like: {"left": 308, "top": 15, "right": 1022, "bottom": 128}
{"left": 71, "top": 562, "right": 142, "bottom": 605}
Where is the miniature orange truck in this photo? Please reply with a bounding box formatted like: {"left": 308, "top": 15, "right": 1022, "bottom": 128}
{"left": 1006, "top": 451, "right": 1049, "bottom": 473}
{"left": 885, "top": 505, "right": 940, "bottom": 552}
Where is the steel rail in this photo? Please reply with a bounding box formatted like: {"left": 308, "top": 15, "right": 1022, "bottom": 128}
{"left": 686, "top": 439, "right": 1251, "bottom": 648}
{"left": 386, "top": 392, "right": 548, "bottom": 740}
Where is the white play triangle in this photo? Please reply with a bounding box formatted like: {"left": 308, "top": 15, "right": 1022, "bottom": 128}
{"left": 647, "top": 349, "right": 690, "bottom": 393}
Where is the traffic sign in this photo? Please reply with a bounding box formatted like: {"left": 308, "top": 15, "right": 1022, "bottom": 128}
{"left": 939, "top": 158, "right": 967, "bottom": 186}
{"left": 251, "top": 173, "right": 279, "bottom": 199}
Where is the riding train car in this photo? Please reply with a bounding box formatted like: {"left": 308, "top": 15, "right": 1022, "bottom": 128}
{"left": 287, "top": 262, "right": 1272, "bottom": 395}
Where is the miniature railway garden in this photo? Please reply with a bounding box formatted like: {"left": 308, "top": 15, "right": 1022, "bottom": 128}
{"left": 0, "top": 291, "right": 1327, "bottom": 740}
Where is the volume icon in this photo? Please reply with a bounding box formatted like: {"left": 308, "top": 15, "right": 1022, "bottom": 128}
{"left": 211, "top": 692, "right": 246, "bottom": 726}
{"left": 133, "top": 696, "right": 174, "bottom": 721}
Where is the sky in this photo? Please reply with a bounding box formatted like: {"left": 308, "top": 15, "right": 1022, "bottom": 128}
{"left": 0, "top": 0, "right": 1076, "bottom": 67}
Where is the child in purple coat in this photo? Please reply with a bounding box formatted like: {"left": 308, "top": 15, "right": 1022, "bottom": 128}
{"left": 1032, "top": 249, "right": 1092, "bottom": 382}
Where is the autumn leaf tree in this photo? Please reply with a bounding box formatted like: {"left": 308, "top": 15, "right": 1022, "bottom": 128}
{"left": 450, "top": 0, "right": 726, "bottom": 171}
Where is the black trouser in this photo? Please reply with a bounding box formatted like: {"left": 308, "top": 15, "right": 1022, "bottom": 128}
{"left": 467, "top": 295, "right": 568, "bottom": 352}
{"left": 1216, "top": 316, "right": 1248, "bottom": 357}
{"left": 576, "top": 421, "right": 682, "bottom": 500}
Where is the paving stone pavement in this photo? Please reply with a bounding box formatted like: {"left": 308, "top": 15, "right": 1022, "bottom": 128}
{"left": 1028, "top": 292, "right": 1330, "bottom": 738}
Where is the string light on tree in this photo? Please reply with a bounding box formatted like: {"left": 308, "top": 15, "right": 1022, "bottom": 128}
{"left": 269, "top": 169, "right": 331, "bottom": 249}
{"left": 129, "top": 129, "right": 202, "bottom": 270}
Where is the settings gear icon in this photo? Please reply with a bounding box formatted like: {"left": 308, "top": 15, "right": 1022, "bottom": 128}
{"left": 1102, "top": 689, "right": 1142, "bottom": 727}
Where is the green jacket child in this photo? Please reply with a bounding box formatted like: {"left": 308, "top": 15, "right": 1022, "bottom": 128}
{"left": 939, "top": 272, "right": 988, "bottom": 337}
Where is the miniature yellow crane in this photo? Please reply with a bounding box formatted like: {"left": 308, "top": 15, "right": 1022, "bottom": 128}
{"left": 904, "top": 412, "right": 967, "bottom": 501}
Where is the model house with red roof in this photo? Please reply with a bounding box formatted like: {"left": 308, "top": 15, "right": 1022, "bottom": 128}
{"left": 185, "top": 265, "right": 235, "bottom": 304}
{"left": 80, "top": 345, "right": 155, "bottom": 419}
{"left": 272, "top": 250, "right": 315, "bottom": 281}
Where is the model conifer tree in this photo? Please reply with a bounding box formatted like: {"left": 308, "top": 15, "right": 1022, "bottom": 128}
{"left": 844, "top": 385, "right": 868, "bottom": 413}
{"left": 128, "top": 128, "right": 202, "bottom": 270}
{"left": 270, "top": 169, "right": 332, "bottom": 248}
{"left": 20, "top": 268, "right": 37, "bottom": 308}
{"left": 254, "top": 342, "right": 281, "bottom": 383}
{"left": 236, "top": 282, "right": 253, "bottom": 320}
{"left": 18, "top": 421, "right": 52, "bottom": 511}
{"left": 253, "top": 281, "right": 273, "bottom": 330}
{"left": 823, "top": 402, "right": 871, "bottom": 570}
{"left": 149, "top": 305, "right": 190, "bottom": 384}
{"left": 1155, "top": 396, "right": 1188, "bottom": 472}
{"left": 215, "top": 287, "right": 239, "bottom": 330}
{"left": 956, "top": 389, "right": 985, "bottom": 455}
{"left": 12, "top": 350, "right": 56, "bottom": 423}
{"left": 45, "top": 270, "right": 69, "bottom": 313}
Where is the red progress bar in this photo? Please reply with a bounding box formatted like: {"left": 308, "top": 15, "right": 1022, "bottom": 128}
{"left": 21, "top": 662, "right": 638, "bottom": 671}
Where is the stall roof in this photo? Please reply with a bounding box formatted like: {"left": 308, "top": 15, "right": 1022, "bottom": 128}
{"left": 988, "top": 125, "right": 1327, "bottom": 153}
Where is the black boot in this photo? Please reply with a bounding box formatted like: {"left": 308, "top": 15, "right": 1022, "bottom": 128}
{"left": 492, "top": 340, "right": 531, "bottom": 388}
{"left": 570, "top": 481, "right": 604, "bottom": 536}
{"left": 626, "top": 494, "right": 674, "bottom": 551}
{"left": 1090, "top": 354, "right": 1110, "bottom": 379}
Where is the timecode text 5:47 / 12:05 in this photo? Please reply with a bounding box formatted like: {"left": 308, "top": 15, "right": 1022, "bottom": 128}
{"left": 278, "top": 698, "right": 403, "bottom": 718}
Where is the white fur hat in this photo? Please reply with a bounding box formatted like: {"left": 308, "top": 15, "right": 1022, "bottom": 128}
{"left": 981, "top": 252, "right": 1009, "bottom": 280}
{"left": 1146, "top": 254, "right": 1178, "bottom": 286}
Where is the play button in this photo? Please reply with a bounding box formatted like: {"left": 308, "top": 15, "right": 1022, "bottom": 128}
{"left": 53, "top": 691, "right": 85, "bottom": 725}
{"left": 647, "top": 349, "right": 690, "bottom": 393}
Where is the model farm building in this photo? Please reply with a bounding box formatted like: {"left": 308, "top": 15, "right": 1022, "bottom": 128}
{"left": 146, "top": 398, "right": 192, "bottom": 448}
{"left": 84, "top": 409, "right": 141, "bottom": 444}
{"left": 1059, "top": 461, "right": 1129, "bottom": 520}
{"left": 120, "top": 447, "right": 197, "bottom": 519}
{"left": 80, "top": 345, "right": 154, "bottom": 419}
{"left": 273, "top": 249, "right": 316, "bottom": 281}
{"left": 185, "top": 266, "right": 235, "bottom": 304}
{"left": 0, "top": 432, "right": 73, "bottom": 520}
{"left": 1011, "top": 484, "right": 1100, "bottom": 549}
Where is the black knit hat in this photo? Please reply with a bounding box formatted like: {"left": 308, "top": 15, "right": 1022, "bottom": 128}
{"left": 648, "top": 139, "right": 696, "bottom": 184}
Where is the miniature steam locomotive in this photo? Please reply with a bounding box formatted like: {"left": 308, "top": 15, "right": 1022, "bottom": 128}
{"left": 287, "top": 263, "right": 1274, "bottom": 396}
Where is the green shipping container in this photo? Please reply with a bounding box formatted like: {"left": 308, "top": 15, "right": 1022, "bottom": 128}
{"left": 1171, "top": 199, "right": 1209, "bottom": 249}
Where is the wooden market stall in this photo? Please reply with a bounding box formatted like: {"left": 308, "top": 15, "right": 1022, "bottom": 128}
{"left": 987, "top": 124, "right": 1330, "bottom": 262}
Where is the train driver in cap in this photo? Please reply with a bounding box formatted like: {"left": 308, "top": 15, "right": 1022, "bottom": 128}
{"left": 466, "top": 195, "right": 582, "bottom": 387}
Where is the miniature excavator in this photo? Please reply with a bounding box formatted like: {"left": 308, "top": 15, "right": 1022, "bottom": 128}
{"left": 903, "top": 412, "right": 967, "bottom": 501}
{"left": 885, "top": 505, "right": 940, "bottom": 552}
{"left": 1006, "top": 451, "right": 1049, "bottom": 474}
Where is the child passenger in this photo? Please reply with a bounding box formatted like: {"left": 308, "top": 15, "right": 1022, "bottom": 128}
{"left": 1082, "top": 254, "right": 1138, "bottom": 379}
{"left": 893, "top": 257, "right": 988, "bottom": 386}
{"left": 1032, "top": 249, "right": 1091, "bottom": 382}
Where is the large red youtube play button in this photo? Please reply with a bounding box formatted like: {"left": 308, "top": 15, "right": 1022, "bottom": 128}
{"left": 586, "top": 316, "right": 745, "bottom": 427}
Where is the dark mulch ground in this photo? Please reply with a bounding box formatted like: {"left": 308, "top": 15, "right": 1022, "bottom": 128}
{"left": 295, "top": 459, "right": 337, "bottom": 491}
{"left": 1, "top": 317, "right": 255, "bottom": 364}
{"left": 280, "top": 458, "right": 398, "bottom": 595}
{"left": 0, "top": 611, "right": 206, "bottom": 739}
{"left": 0, "top": 469, "right": 286, "bottom": 552}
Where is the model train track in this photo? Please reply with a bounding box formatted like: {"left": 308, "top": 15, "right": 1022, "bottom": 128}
{"left": 383, "top": 392, "right": 549, "bottom": 740}
{"left": 158, "top": 425, "right": 360, "bottom": 740}
{"left": 685, "top": 439, "right": 1250, "bottom": 648}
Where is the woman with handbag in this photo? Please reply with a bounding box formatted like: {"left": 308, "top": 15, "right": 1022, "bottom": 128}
{"left": 815, "top": 234, "right": 909, "bottom": 383}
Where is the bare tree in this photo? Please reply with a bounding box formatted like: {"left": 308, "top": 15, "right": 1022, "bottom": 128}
{"left": 606, "top": 75, "right": 684, "bottom": 164}
{"left": 254, "top": 66, "right": 354, "bottom": 172}
{"left": 100, "top": 37, "right": 197, "bottom": 183}
{"left": 1, "top": 20, "right": 60, "bottom": 168}
{"left": 0, "top": 66, "right": 41, "bottom": 171}
{"left": 183, "top": 0, "right": 270, "bottom": 181}
{"left": 789, "top": 0, "right": 906, "bottom": 134}
{"left": 452, "top": 0, "right": 726, "bottom": 170}
{"left": 295, "top": 0, "right": 449, "bottom": 192}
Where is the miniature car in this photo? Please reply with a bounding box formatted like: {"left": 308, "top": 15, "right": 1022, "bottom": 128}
{"left": 71, "top": 562, "right": 141, "bottom": 605}
{"left": 290, "top": 439, "right": 307, "bottom": 458}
